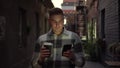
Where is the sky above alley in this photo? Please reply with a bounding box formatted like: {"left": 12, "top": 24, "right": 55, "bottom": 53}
{"left": 52, "top": 0, "right": 63, "bottom": 8}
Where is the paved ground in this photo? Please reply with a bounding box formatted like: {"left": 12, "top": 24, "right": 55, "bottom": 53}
{"left": 83, "top": 61, "right": 106, "bottom": 68}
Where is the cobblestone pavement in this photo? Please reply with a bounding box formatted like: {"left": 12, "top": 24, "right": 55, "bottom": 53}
{"left": 83, "top": 61, "right": 106, "bottom": 68}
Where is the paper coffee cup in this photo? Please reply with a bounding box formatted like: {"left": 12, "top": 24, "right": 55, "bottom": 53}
{"left": 43, "top": 42, "right": 53, "bottom": 57}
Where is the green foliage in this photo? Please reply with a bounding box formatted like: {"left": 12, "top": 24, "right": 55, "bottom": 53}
{"left": 83, "top": 38, "right": 103, "bottom": 61}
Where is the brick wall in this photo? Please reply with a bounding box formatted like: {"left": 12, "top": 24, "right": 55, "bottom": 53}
{"left": 98, "top": 0, "right": 119, "bottom": 45}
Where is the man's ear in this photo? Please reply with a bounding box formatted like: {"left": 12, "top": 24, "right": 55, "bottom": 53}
{"left": 48, "top": 19, "right": 51, "bottom": 25}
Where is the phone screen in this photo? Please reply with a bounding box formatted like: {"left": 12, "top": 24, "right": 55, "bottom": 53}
{"left": 62, "top": 44, "right": 72, "bottom": 54}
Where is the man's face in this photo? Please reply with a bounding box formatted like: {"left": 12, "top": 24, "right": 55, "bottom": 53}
{"left": 49, "top": 15, "right": 64, "bottom": 35}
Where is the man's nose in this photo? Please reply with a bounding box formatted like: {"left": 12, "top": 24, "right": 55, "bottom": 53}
{"left": 56, "top": 23, "right": 59, "bottom": 27}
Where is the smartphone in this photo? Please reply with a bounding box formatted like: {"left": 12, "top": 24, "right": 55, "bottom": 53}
{"left": 62, "top": 44, "right": 72, "bottom": 54}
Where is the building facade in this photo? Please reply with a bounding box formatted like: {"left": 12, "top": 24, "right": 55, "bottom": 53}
{"left": 98, "top": 0, "right": 120, "bottom": 61}
{"left": 87, "top": 0, "right": 120, "bottom": 63}
{"left": 61, "top": 0, "right": 77, "bottom": 32}
{"left": 62, "top": 0, "right": 87, "bottom": 37}
{"left": 0, "top": 0, "right": 53, "bottom": 68}
{"left": 76, "top": 0, "right": 87, "bottom": 38}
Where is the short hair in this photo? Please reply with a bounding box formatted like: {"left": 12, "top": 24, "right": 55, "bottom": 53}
{"left": 48, "top": 8, "right": 64, "bottom": 17}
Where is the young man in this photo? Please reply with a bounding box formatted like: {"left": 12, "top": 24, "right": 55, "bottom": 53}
{"left": 31, "top": 8, "right": 85, "bottom": 68}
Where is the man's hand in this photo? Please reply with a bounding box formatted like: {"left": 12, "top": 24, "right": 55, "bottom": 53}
{"left": 63, "top": 50, "right": 75, "bottom": 61}
{"left": 39, "top": 47, "right": 51, "bottom": 62}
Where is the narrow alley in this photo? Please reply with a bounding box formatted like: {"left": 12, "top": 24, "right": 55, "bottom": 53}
{"left": 0, "top": 0, "right": 120, "bottom": 68}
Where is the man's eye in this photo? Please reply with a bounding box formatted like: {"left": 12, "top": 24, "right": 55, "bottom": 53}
{"left": 60, "top": 20, "right": 63, "bottom": 22}
{"left": 52, "top": 20, "right": 57, "bottom": 23}
{"left": 50, "top": 20, "right": 55, "bottom": 22}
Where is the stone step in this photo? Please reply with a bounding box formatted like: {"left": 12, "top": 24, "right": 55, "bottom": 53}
{"left": 104, "top": 61, "right": 120, "bottom": 67}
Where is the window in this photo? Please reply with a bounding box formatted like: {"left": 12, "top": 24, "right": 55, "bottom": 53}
{"left": 118, "top": 0, "right": 120, "bottom": 42}
{"left": 18, "top": 8, "right": 27, "bottom": 48}
{"left": 35, "top": 12, "right": 40, "bottom": 39}
{"left": 101, "top": 9, "right": 105, "bottom": 39}
{"left": 0, "top": 16, "right": 5, "bottom": 40}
